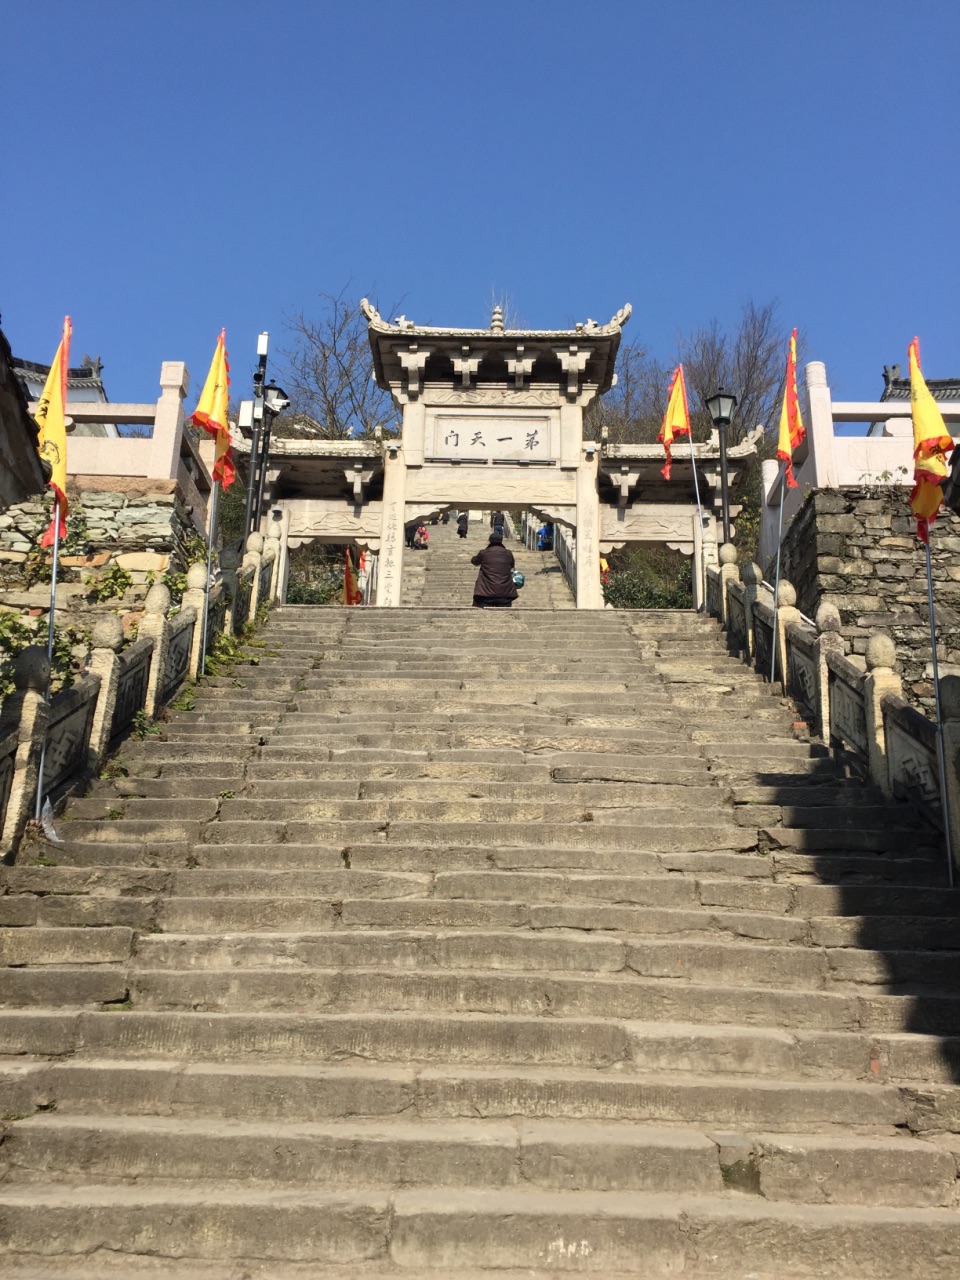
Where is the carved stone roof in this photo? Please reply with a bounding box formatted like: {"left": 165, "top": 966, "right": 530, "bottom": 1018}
{"left": 362, "top": 300, "right": 631, "bottom": 402}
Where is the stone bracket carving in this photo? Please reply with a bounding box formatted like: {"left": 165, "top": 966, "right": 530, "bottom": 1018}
{"left": 556, "top": 346, "right": 591, "bottom": 401}
{"left": 399, "top": 345, "right": 431, "bottom": 400}
{"left": 505, "top": 345, "right": 535, "bottom": 390}
{"left": 451, "top": 346, "right": 485, "bottom": 390}
{"left": 599, "top": 462, "right": 643, "bottom": 508}
{"left": 344, "top": 462, "right": 376, "bottom": 506}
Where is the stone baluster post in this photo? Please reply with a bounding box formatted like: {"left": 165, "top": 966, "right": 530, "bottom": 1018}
{"left": 242, "top": 532, "right": 264, "bottom": 625}
{"left": 264, "top": 516, "right": 282, "bottom": 602}
{"left": 86, "top": 615, "right": 124, "bottom": 768}
{"left": 182, "top": 563, "right": 209, "bottom": 679}
{"left": 741, "top": 562, "right": 762, "bottom": 658}
{"left": 0, "top": 647, "right": 51, "bottom": 852}
{"left": 863, "top": 632, "right": 901, "bottom": 797}
{"left": 138, "top": 583, "right": 172, "bottom": 719}
{"left": 220, "top": 546, "right": 241, "bottom": 633}
{"left": 773, "top": 580, "right": 801, "bottom": 689}
{"left": 938, "top": 675, "right": 960, "bottom": 880}
{"left": 812, "top": 602, "right": 844, "bottom": 743}
{"left": 718, "top": 544, "right": 740, "bottom": 628}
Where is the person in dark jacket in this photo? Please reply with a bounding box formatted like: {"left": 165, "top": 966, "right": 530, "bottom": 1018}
{"left": 490, "top": 509, "right": 506, "bottom": 537}
{"left": 456, "top": 512, "right": 469, "bottom": 539}
{"left": 471, "top": 531, "right": 518, "bottom": 608}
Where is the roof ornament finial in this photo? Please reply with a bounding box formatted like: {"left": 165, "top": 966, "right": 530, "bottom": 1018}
{"left": 490, "top": 305, "right": 504, "bottom": 334}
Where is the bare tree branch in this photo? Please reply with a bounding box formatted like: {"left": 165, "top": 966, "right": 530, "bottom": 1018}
{"left": 279, "top": 286, "right": 402, "bottom": 439}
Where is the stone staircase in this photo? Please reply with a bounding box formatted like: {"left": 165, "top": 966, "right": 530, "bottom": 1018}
{"left": 400, "top": 518, "right": 575, "bottom": 607}
{"left": 1, "top": 605, "right": 960, "bottom": 1277}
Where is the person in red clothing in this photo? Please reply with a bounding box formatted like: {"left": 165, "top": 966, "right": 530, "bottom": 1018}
{"left": 470, "top": 530, "right": 518, "bottom": 608}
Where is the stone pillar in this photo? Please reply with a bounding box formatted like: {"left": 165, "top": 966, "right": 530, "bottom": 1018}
{"left": 376, "top": 447, "right": 407, "bottom": 607}
{"left": 773, "top": 580, "right": 802, "bottom": 688}
{"left": 575, "top": 447, "right": 602, "bottom": 609}
{"left": 812, "top": 602, "right": 845, "bottom": 742}
{"left": 938, "top": 675, "right": 960, "bottom": 881}
{"left": 182, "top": 563, "right": 209, "bottom": 678}
{"left": 87, "top": 615, "right": 125, "bottom": 767}
{"left": 149, "top": 361, "right": 189, "bottom": 481}
{"left": 265, "top": 509, "right": 285, "bottom": 603}
{"left": 804, "top": 360, "right": 839, "bottom": 489}
{"left": 863, "top": 632, "right": 902, "bottom": 797}
{"left": 0, "top": 647, "right": 51, "bottom": 853}
{"left": 243, "top": 532, "right": 264, "bottom": 624}
{"left": 718, "top": 544, "right": 740, "bottom": 626}
{"left": 741, "top": 562, "right": 762, "bottom": 658}
{"left": 139, "top": 583, "right": 171, "bottom": 719}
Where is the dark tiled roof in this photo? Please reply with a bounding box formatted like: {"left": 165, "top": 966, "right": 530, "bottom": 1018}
{"left": 881, "top": 368, "right": 960, "bottom": 403}
{"left": 11, "top": 355, "right": 107, "bottom": 397}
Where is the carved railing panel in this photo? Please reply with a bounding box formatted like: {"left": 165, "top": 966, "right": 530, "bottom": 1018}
{"left": 233, "top": 569, "right": 254, "bottom": 636}
{"left": 206, "top": 583, "right": 227, "bottom": 651}
{"left": 45, "top": 676, "right": 101, "bottom": 795}
{"left": 786, "top": 624, "right": 819, "bottom": 727}
{"left": 705, "top": 567, "right": 722, "bottom": 621}
{"left": 111, "top": 637, "right": 155, "bottom": 741}
{"left": 882, "top": 693, "right": 941, "bottom": 828}
{"left": 257, "top": 555, "right": 275, "bottom": 612}
{"left": 0, "top": 726, "right": 17, "bottom": 840}
{"left": 161, "top": 609, "right": 196, "bottom": 704}
{"left": 726, "top": 581, "right": 748, "bottom": 656}
{"left": 752, "top": 602, "right": 774, "bottom": 682}
{"left": 827, "top": 652, "right": 868, "bottom": 763}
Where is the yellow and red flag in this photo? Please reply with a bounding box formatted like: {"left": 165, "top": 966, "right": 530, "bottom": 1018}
{"left": 36, "top": 316, "right": 73, "bottom": 547}
{"left": 776, "top": 328, "right": 805, "bottom": 488}
{"left": 909, "top": 336, "right": 953, "bottom": 543}
{"left": 658, "top": 364, "right": 690, "bottom": 480}
{"left": 191, "top": 330, "right": 235, "bottom": 488}
{"left": 343, "top": 548, "right": 363, "bottom": 606}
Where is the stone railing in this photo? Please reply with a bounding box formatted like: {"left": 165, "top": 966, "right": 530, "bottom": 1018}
{"left": 554, "top": 524, "right": 577, "bottom": 597}
{"left": 0, "top": 531, "right": 277, "bottom": 855}
{"left": 705, "top": 543, "right": 959, "bottom": 867}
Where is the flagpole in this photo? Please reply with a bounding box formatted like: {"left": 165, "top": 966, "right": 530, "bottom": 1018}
{"left": 200, "top": 481, "right": 220, "bottom": 678}
{"left": 687, "top": 430, "right": 705, "bottom": 528}
{"left": 770, "top": 463, "right": 787, "bottom": 684}
{"left": 924, "top": 537, "right": 955, "bottom": 886}
{"left": 34, "top": 498, "right": 62, "bottom": 822}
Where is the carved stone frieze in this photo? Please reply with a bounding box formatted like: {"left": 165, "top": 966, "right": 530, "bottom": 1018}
{"left": 424, "top": 388, "right": 561, "bottom": 407}
{"left": 829, "top": 668, "right": 868, "bottom": 755}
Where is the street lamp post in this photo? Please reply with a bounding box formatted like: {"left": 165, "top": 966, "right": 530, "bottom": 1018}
{"left": 242, "top": 334, "right": 290, "bottom": 538}
{"left": 254, "top": 380, "right": 290, "bottom": 528}
{"left": 243, "top": 332, "right": 270, "bottom": 539}
{"left": 704, "top": 387, "right": 738, "bottom": 545}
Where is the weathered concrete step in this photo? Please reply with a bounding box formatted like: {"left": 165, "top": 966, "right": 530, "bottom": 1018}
{"left": 6, "top": 1113, "right": 955, "bottom": 1208}
{"left": 239, "top": 779, "right": 725, "bottom": 807}
{"left": 123, "top": 966, "right": 960, "bottom": 1033}
{"left": 215, "top": 799, "right": 729, "bottom": 826}
{"left": 0, "top": 1113, "right": 724, "bottom": 1194}
{"left": 763, "top": 825, "right": 943, "bottom": 854}
{"left": 0, "top": 1055, "right": 931, "bottom": 1130}
{"left": 1, "top": 1184, "right": 958, "bottom": 1275}
{"left": 191, "top": 819, "right": 756, "bottom": 855}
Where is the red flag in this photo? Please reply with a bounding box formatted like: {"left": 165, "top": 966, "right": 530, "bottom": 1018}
{"left": 776, "top": 328, "right": 805, "bottom": 488}
{"left": 343, "top": 548, "right": 363, "bottom": 606}
{"left": 908, "top": 336, "right": 953, "bottom": 543}
{"left": 191, "top": 330, "right": 236, "bottom": 488}
{"left": 657, "top": 364, "right": 690, "bottom": 480}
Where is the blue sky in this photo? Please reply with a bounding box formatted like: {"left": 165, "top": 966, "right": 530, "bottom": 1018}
{"left": 4, "top": 1, "right": 958, "bottom": 419}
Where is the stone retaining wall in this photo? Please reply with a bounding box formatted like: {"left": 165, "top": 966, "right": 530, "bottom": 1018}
{"left": 0, "top": 477, "right": 204, "bottom": 660}
{"left": 778, "top": 487, "right": 960, "bottom": 715}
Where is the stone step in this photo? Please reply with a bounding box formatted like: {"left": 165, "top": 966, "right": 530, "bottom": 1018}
{"left": 0, "top": 1054, "right": 942, "bottom": 1129}
{"left": 5, "top": 1113, "right": 957, "bottom": 1208}
{"left": 1, "top": 1183, "right": 958, "bottom": 1275}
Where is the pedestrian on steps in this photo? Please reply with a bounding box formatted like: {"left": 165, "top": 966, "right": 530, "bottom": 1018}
{"left": 456, "top": 512, "right": 469, "bottom": 539}
{"left": 471, "top": 530, "right": 518, "bottom": 608}
{"left": 490, "top": 509, "right": 506, "bottom": 539}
